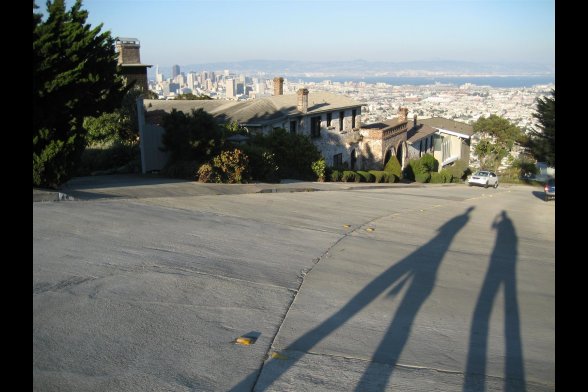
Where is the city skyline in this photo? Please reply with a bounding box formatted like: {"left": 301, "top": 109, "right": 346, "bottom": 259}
{"left": 46, "top": 0, "right": 555, "bottom": 68}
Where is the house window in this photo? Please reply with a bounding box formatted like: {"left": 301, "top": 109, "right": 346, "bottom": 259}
{"left": 339, "top": 111, "right": 345, "bottom": 131}
{"left": 290, "top": 120, "right": 297, "bottom": 134}
{"left": 311, "top": 116, "right": 321, "bottom": 138}
{"left": 352, "top": 109, "right": 357, "bottom": 129}
{"left": 333, "top": 153, "right": 343, "bottom": 168}
{"left": 327, "top": 113, "right": 332, "bottom": 127}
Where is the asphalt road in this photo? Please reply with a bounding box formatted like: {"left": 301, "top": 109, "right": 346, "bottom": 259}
{"left": 33, "top": 182, "right": 554, "bottom": 391}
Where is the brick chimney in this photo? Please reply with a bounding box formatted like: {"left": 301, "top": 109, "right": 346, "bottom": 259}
{"left": 273, "top": 77, "right": 284, "bottom": 96}
{"left": 397, "top": 107, "right": 409, "bottom": 122}
{"left": 297, "top": 88, "right": 309, "bottom": 113}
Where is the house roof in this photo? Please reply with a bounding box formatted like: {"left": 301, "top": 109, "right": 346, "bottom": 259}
{"left": 143, "top": 92, "right": 363, "bottom": 127}
{"left": 418, "top": 117, "right": 473, "bottom": 137}
{"left": 361, "top": 118, "right": 406, "bottom": 130}
{"left": 406, "top": 123, "right": 438, "bottom": 144}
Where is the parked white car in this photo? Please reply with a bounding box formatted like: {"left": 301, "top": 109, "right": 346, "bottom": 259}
{"left": 468, "top": 171, "right": 499, "bottom": 188}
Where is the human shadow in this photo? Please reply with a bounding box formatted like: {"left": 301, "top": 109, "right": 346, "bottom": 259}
{"left": 463, "top": 211, "right": 526, "bottom": 391}
{"left": 230, "top": 207, "right": 474, "bottom": 391}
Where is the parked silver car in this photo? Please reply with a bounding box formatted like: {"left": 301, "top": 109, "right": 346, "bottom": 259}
{"left": 468, "top": 171, "right": 499, "bottom": 188}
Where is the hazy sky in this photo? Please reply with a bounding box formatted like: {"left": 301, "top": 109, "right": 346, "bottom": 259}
{"left": 49, "top": 0, "right": 554, "bottom": 67}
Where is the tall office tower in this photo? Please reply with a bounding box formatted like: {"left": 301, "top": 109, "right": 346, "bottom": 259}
{"left": 155, "top": 65, "right": 164, "bottom": 83}
{"left": 225, "top": 78, "right": 235, "bottom": 98}
{"left": 206, "top": 79, "right": 214, "bottom": 91}
{"left": 210, "top": 71, "right": 216, "bottom": 83}
{"left": 236, "top": 81, "right": 244, "bottom": 95}
{"left": 172, "top": 64, "right": 180, "bottom": 79}
{"left": 224, "top": 69, "right": 229, "bottom": 77}
{"left": 200, "top": 71, "right": 208, "bottom": 85}
{"left": 187, "top": 72, "right": 196, "bottom": 89}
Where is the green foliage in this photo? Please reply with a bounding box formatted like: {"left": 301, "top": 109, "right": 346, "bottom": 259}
{"left": 161, "top": 108, "right": 223, "bottom": 164}
{"left": 513, "top": 156, "right": 538, "bottom": 176}
{"left": 224, "top": 121, "right": 248, "bottom": 136}
{"left": 84, "top": 112, "right": 124, "bottom": 145}
{"left": 77, "top": 142, "right": 140, "bottom": 176}
{"left": 161, "top": 160, "right": 200, "bottom": 180}
{"left": 197, "top": 149, "right": 250, "bottom": 183}
{"left": 196, "top": 163, "right": 214, "bottom": 182}
{"left": 387, "top": 173, "right": 399, "bottom": 183}
{"left": 239, "top": 144, "right": 279, "bottom": 182}
{"left": 430, "top": 172, "right": 445, "bottom": 183}
{"left": 383, "top": 156, "right": 402, "bottom": 178}
{"left": 211, "top": 149, "right": 250, "bottom": 183}
{"left": 527, "top": 89, "right": 555, "bottom": 167}
{"left": 419, "top": 153, "right": 438, "bottom": 173}
{"left": 311, "top": 159, "right": 327, "bottom": 182}
{"left": 369, "top": 171, "right": 389, "bottom": 183}
{"left": 473, "top": 115, "right": 523, "bottom": 171}
{"left": 330, "top": 170, "right": 342, "bottom": 182}
{"left": 356, "top": 171, "right": 375, "bottom": 183}
{"left": 445, "top": 159, "right": 470, "bottom": 182}
{"left": 402, "top": 163, "right": 415, "bottom": 181}
{"left": 250, "top": 128, "right": 321, "bottom": 180}
{"left": 439, "top": 169, "right": 453, "bottom": 183}
{"left": 415, "top": 172, "right": 431, "bottom": 183}
{"left": 175, "top": 93, "right": 212, "bottom": 100}
{"left": 33, "top": 0, "right": 127, "bottom": 187}
{"left": 341, "top": 171, "right": 357, "bottom": 182}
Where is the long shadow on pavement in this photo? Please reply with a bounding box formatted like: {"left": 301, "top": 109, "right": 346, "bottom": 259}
{"left": 231, "top": 207, "right": 474, "bottom": 391}
{"left": 463, "top": 211, "right": 526, "bottom": 391}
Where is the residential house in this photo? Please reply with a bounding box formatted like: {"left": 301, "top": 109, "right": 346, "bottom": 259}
{"left": 137, "top": 78, "right": 365, "bottom": 173}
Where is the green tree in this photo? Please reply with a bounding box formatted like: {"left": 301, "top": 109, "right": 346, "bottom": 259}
{"left": 250, "top": 128, "right": 321, "bottom": 180}
{"left": 33, "top": 0, "right": 127, "bottom": 187}
{"left": 160, "top": 108, "right": 224, "bottom": 164}
{"left": 472, "top": 115, "right": 522, "bottom": 171}
{"left": 527, "top": 89, "right": 555, "bottom": 167}
{"left": 175, "top": 93, "right": 212, "bottom": 100}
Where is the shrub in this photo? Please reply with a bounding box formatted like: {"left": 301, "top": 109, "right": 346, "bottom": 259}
{"left": 197, "top": 163, "right": 216, "bottom": 183}
{"left": 161, "top": 108, "right": 223, "bottom": 165}
{"left": 369, "top": 170, "right": 387, "bottom": 183}
{"left": 446, "top": 159, "right": 470, "bottom": 182}
{"left": 330, "top": 170, "right": 342, "bottom": 182}
{"left": 161, "top": 160, "right": 200, "bottom": 180}
{"left": 439, "top": 169, "right": 453, "bottom": 183}
{"left": 383, "top": 156, "right": 402, "bottom": 178}
{"left": 311, "top": 159, "right": 327, "bottom": 182}
{"left": 356, "top": 170, "right": 376, "bottom": 182}
{"left": 430, "top": 172, "right": 445, "bottom": 183}
{"left": 240, "top": 144, "right": 279, "bottom": 182}
{"left": 341, "top": 171, "right": 357, "bottom": 182}
{"left": 419, "top": 153, "right": 438, "bottom": 173}
{"left": 77, "top": 142, "right": 140, "bottom": 176}
{"left": 357, "top": 171, "right": 375, "bottom": 182}
{"left": 387, "top": 173, "right": 399, "bottom": 183}
{"left": 402, "top": 163, "right": 415, "bottom": 181}
{"left": 250, "top": 128, "right": 321, "bottom": 180}
{"left": 211, "top": 148, "right": 250, "bottom": 183}
{"left": 415, "top": 172, "right": 431, "bottom": 183}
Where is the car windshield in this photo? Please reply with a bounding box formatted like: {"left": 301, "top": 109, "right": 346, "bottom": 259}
{"left": 475, "top": 172, "right": 488, "bottom": 176}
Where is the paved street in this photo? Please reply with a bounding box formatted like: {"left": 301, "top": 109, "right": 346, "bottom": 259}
{"left": 33, "top": 181, "right": 554, "bottom": 391}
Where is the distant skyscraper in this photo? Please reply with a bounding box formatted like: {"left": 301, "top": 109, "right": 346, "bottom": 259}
{"left": 225, "top": 78, "right": 235, "bottom": 98}
{"left": 172, "top": 64, "right": 180, "bottom": 79}
{"left": 155, "top": 65, "right": 164, "bottom": 83}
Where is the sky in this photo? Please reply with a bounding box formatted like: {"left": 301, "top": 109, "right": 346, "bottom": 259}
{"left": 45, "top": 0, "right": 555, "bottom": 68}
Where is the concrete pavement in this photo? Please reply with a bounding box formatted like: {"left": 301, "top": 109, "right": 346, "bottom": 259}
{"left": 33, "top": 179, "right": 554, "bottom": 391}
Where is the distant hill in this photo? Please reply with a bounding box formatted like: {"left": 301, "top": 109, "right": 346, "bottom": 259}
{"left": 148, "top": 59, "right": 554, "bottom": 79}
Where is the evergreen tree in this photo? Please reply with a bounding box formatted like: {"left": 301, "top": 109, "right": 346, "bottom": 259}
{"left": 472, "top": 115, "right": 522, "bottom": 171}
{"left": 33, "top": 0, "right": 127, "bottom": 187}
{"left": 528, "top": 89, "right": 555, "bottom": 167}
